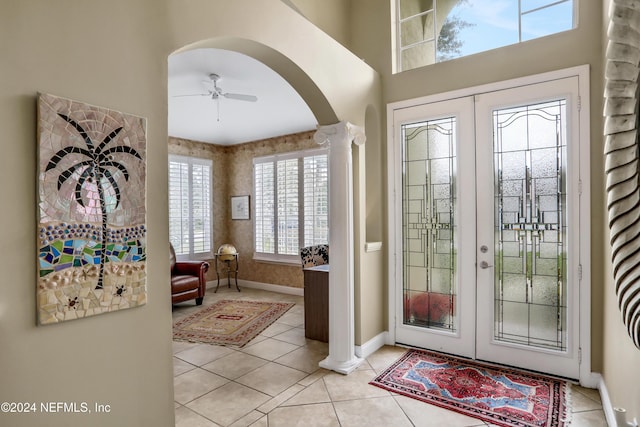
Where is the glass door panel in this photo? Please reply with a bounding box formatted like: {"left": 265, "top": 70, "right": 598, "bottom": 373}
{"left": 493, "top": 99, "right": 568, "bottom": 351}
{"left": 402, "top": 117, "right": 457, "bottom": 332}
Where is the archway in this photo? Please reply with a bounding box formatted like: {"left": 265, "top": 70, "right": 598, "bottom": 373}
{"left": 168, "top": 25, "right": 380, "bottom": 373}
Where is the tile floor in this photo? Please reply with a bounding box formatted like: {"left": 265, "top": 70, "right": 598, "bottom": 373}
{"left": 173, "top": 286, "right": 608, "bottom": 426}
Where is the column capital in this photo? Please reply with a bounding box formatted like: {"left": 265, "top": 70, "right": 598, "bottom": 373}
{"left": 314, "top": 121, "right": 366, "bottom": 147}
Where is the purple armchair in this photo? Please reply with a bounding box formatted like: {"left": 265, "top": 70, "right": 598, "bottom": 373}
{"left": 170, "top": 243, "right": 210, "bottom": 305}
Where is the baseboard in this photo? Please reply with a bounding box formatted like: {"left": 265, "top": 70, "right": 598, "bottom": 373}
{"left": 597, "top": 374, "right": 618, "bottom": 427}
{"left": 212, "top": 279, "right": 304, "bottom": 296}
{"left": 355, "top": 331, "right": 389, "bottom": 359}
{"left": 580, "top": 371, "right": 601, "bottom": 389}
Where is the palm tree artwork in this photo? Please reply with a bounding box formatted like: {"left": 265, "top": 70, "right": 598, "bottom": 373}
{"left": 37, "top": 93, "right": 147, "bottom": 325}
{"left": 45, "top": 113, "right": 142, "bottom": 290}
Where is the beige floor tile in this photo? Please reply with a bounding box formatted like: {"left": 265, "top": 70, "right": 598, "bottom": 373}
{"left": 274, "top": 346, "right": 326, "bottom": 373}
{"left": 228, "top": 410, "right": 265, "bottom": 427}
{"left": 236, "top": 362, "right": 307, "bottom": 396}
{"left": 304, "top": 339, "right": 329, "bottom": 355}
{"left": 240, "top": 337, "right": 299, "bottom": 360}
{"left": 297, "top": 368, "right": 331, "bottom": 387}
{"left": 174, "top": 368, "right": 230, "bottom": 405}
{"left": 258, "top": 321, "right": 295, "bottom": 338}
{"left": 267, "top": 403, "right": 340, "bottom": 427}
{"left": 174, "top": 356, "right": 197, "bottom": 376}
{"left": 173, "top": 340, "right": 199, "bottom": 355}
{"left": 202, "top": 351, "right": 268, "bottom": 380}
{"left": 393, "top": 394, "right": 485, "bottom": 426}
{"left": 354, "top": 359, "right": 372, "bottom": 371}
{"left": 257, "top": 383, "right": 305, "bottom": 413}
{"left": 364, "top": 345, "right": 408, "bottom": 373}
{"left": 175, "top": 343, "right": 237, "bottom": 366}
{"left": 322, "top": 369, "right": 390, "bottom": 401}
{"left": 242, "top": 333, "right": 268, "bottom": 347}
{"left": 186, "top": 382, "right": 271, "bottom": 426}
{"left": 246, "top": 415, "right": 268, "bottom": 427}
{"left": 276, "top": 311, "right": 304, "bottom": 328}
{"left": 572, "top": 384, "right": 602, "bottom": 405}
{"left": 282, "top": 378, "right": 331, "bottom": 406}
{"left": 569, "top": 409, "right": 608, "bottom": 426}
{"left": 174, "top": 405, "right": 222, "bottom": 427}
{"left": 333, "top": 396, "right": 413, "bottom": 427}
{"left": 572, "top": 387, "right": 605, "bottom": 412}
{"left": 272, "top": 327, "right": 307, "bottom": 346}
{"left": 287, "top": 305, "right": 305, "bottom": 316}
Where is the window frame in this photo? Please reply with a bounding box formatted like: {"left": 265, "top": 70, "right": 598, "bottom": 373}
{"left": 253, "top": 147, "right": 329, "bottom": 265}
{"left": 394, "top": 0, "right": 576, "bottom": 73}
{"left": 168, "top": 154, "right": 214, "bottom": 261}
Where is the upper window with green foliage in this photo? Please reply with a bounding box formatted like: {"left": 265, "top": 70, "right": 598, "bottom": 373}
{"left": 394, "top": 0, "right": 576, "bottom": 72}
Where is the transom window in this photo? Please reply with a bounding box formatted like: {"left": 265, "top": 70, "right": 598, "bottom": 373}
{"left": 254, "top": 148, "right": 329, "bottom": 264}
{"left": 168, "top": 155, "right": 213, "bottom": 259}
{"left": 394, "top": 0, "right": 576, "bottom": 73}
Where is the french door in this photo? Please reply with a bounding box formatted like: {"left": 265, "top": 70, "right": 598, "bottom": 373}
{"left": 391, "top": 74, "right": 585, "bottom": 379}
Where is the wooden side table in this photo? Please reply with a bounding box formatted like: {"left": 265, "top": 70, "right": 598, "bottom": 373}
{"left": 213, "top": 253, "right": 240, "bottom": 292}
{"left": 303, "top": 264, "right": 329, "bottom": 342}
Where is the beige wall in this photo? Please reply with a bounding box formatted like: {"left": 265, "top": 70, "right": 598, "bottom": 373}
{"left": 286, "top": 0, "right": 352, "bottom": 48}
{"left": 0, "top": 1, "right": 175, "bottom": 426}
{"left": 7, "top": 0, "right": 637, "bottom": 423}
{"left": 169, "top": 131, "right": 319, "bottom": 289}
{"left": 1, "top": 0, "right": 380, "bottom": 425}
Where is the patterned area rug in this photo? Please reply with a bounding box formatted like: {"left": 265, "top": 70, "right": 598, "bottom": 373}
{"left": 370, "top": 349, "right": 571, "bottom": 427}
{"left": 173, "top": 299, "right": 294, "bottom": 347}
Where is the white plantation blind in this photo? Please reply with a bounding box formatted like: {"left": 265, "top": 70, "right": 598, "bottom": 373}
{"left": 303, "top": 154, "right": 329, "bottom": 246}
{"left": 168, "top": 155, "right": 213, "bottom": 258}
{"left": 254, "top": 148, "right": 328, "bottom": 262}
{"left": 254, "top": 161, "right": 275, "bottom": 254}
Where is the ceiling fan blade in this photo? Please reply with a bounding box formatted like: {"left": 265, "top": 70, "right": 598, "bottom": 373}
{"left": 172, "top": 93, "right": 210, "bottom": 97}
{"left": 223, "top": 93, "right": 258, "bottom": 102}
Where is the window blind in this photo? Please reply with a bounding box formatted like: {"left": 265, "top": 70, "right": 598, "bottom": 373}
{"left": 253, "top": 148, "right": 328, "bottom": 262}
{"left": 168, "top": 155, "right": 213, "bottom": 258}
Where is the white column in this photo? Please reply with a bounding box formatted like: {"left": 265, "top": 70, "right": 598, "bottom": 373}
{"left": 314, "top": 121, "right": 365, "bottom": 374}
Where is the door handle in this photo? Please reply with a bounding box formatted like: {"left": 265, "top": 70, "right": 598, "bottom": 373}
{"left": 480, "top": 260, "right": 493, "bottom": 269}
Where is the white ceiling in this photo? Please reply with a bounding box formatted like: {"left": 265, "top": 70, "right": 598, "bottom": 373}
{"left": 168, "top": 48, "right": 318, "bottom": 145}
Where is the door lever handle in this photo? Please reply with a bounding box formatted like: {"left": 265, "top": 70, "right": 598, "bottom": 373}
{"left": 480, "top": 261, "right": 493, "bottom": 269}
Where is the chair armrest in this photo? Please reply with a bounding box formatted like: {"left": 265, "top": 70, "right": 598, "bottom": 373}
{"left": 174, "top": 261, "right": 209, "bottom": 277}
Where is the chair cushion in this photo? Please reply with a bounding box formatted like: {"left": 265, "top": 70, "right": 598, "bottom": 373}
{"left": 300, "top": 244, "right": 329, "bottom": 267}
{"left": 171, "top": 275, "right": 200, "bottom": 293}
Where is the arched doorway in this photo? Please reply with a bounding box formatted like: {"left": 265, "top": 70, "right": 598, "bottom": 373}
{"left": 167, "top": 23, "right": 381, "bottom": 373}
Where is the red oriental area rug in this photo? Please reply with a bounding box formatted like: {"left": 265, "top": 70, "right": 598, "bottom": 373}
{"left": 370, "top": 349, "right": 571, "bottom": 427}
{"left": 173, "top": 299, "right": 294, "bottom": 347}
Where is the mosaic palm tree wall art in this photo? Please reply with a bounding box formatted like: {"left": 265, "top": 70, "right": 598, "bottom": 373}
{"left": 37, "top": 93, "right": 147, "bottom": 324}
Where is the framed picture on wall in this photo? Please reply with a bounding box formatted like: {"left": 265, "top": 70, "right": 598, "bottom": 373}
{"left": 231, "top": 195, "right": 250, "bottom": 220}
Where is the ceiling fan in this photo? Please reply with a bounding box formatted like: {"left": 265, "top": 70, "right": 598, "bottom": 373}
{"left": 174, "top": 73, "right": 258, "bottom": 121}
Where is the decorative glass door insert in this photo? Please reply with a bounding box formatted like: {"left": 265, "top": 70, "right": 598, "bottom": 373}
{"left": 492, "top": 100, "right": 568, "bottom": 351}
{"left": 402, "top": 117, "right": 457, "bottom": 332}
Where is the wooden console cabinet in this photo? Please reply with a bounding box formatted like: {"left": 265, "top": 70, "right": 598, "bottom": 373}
{"left": 303, "top": 264, "right": 329, "bottom": 342}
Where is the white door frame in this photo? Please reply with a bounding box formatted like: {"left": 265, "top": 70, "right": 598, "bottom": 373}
{"left": 386, "top": 65, "right": 594, "bottom": 386}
